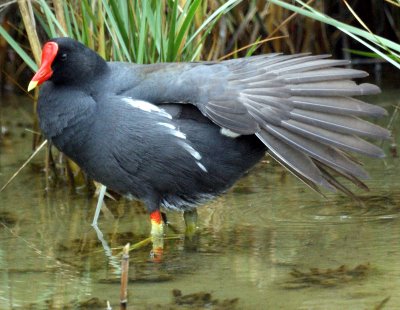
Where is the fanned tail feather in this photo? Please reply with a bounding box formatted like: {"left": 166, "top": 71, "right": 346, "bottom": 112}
{"left": 204, "top": 54, "right": 390, "bottom": 196}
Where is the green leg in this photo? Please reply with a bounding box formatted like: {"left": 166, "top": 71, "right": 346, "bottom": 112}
{"left": 150, "top": 210, "right": 164, "bottom": 262}
{"left": 183, "top": 209, "right": 199, "bottom": 250}
{"left": 123, "top": 210, "right": 165, "bottom": 262}
{"left": 183, "top": 209, "right": 198, "bottom": 237}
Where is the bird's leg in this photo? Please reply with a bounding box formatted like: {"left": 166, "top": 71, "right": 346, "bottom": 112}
{"left": 150, "top": 210, "right": 164, "bottom": 261}
{"left": 183, "top": 209, "right": 199, "bottom": 251}
{"left": 183, "top": 209, "right": 198, "bottom": 237}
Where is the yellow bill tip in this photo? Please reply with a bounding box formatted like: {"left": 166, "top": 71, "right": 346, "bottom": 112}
{"left": 27, "top": 80, "right": 38, "bottom": 92}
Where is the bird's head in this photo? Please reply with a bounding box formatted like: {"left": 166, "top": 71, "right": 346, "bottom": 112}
{"left": 28, "top": 37, "right": 106, "bottom": 91}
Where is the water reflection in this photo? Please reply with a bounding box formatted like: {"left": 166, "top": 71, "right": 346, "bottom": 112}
{"left": 0, "top": 91, "right": 399, "bottom": 309}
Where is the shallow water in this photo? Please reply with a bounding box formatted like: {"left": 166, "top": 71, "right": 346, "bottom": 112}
{"left": 0, "top": 86, "right": 399, "bottom": 309}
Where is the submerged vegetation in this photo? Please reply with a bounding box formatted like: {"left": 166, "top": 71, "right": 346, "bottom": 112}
{"left": 284, "top": 263, "right": 371, "bottom": 289}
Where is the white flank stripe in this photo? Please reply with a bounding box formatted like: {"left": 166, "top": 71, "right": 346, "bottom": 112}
{"left": 172, "top": 131, "right": 186, "bottom": 139}
{"left": 178, "top": 141, "right": 201, "bottom": 160}
{"left": 158, "top": 122, "right": 187, "bottom": 139}
{"left": 158, "top": 122, "right": 207, "bottom": 173}
{"left": 197, "top": 162, "right": 208, "bottom": 172}
{"left": 220, "top": 127, "right": 241, "bottom": 138}
{"left": 158, "top": 122, "right": 175, "bottom": 129}
{"left": 122, "top": 97, "right": 172, "bottom": 119}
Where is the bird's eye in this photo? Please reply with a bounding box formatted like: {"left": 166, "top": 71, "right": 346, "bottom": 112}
{"left": 60, "top": 53, "right": 68, "bottom": 61}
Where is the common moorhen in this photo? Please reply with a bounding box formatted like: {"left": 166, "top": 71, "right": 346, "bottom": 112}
{"left": 28, "top": 37, "right": 390, "bottom": 254}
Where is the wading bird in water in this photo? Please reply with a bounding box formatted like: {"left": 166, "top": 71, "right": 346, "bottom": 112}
{"left": 28, "top": 37, "right": 390, "bottom": 259}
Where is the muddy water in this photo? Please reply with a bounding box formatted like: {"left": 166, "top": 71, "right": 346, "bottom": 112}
{"left": 0, "top": 88, "right": 399, "bottom": 309}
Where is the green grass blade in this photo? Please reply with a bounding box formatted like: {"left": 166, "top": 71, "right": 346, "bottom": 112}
{"left": 103, "top": 17, "right": 124, "bottom": 61}
{"left": 175, "top": 0, "right": 202, "bottom": 58}
{"left": 184, "top": 0, "right": 241, "bottom": 51}
{"left": 137, "top": 0, "right": 149, "bottom": 64}
{"left": 80, "top": 1, "right": 90, "bottom": 45}
{"left": 245, "top": 37, "right": 261, "bottom": 57}
{"left": 108, "top": 0, "right": 130, "bottom": 46}
{"left": 345, "top": 49, "right": 399, "bottom": 60}
{"left": 156, "top": 1, "right": 166, "bottom": 61}
{"left": 101, "top": 0, "right": 131, "bottom": 61}
{"left": 69, "top": 3, "right": 82, "bottom": 41}
{"left": 146, "top": 1, "right": 161, "bottom": 59}
{"left": 32, "top": 7, "right": 52, "bottom": 37}
{"left": 81, "top": 0, "right": 98, "bottom": 46}
{"left": 37, "top": 0, "right": 68, "bottom": 37}
{"left": 190, "top": 42, "right": 203, "bottom": 61}
{"left": 62, "top": 1, "right": 73, "bottom": 36}
{"left": 167, "top": 0, "right": 178, "bottom": 61}
{"left": 127, "top": 1, "right": 137, "bottom": 60}
{"left": 270, "top": 0, "right": 400, "bottom": 54}
{"left": 0, "top": 25, "right": 37, "bottom": 71}
{"left": 340, "top": 28, "right": 400, "bottom": 70}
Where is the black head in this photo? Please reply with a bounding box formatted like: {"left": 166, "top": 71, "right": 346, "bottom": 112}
{"left": 28, "top": 37, "right": 107, "bottom": 89}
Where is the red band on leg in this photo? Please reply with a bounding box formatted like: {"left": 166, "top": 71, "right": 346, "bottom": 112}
{"left": 150, "top": 210, "right": 162, "bottom": 224}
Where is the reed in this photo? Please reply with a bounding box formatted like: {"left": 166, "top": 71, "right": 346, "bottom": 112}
{"left": 2, "top": 1, "right": 399, "bottom": 81}
{"left": 1, "top": 0, "right": 243, "bottom": 68}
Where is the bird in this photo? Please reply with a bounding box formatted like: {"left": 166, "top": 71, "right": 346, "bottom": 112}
{"left": 28, "top": 37, "right": 390, "bottom": 257}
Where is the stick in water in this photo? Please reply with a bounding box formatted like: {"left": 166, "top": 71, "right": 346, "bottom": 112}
{"left": 120, "top": 243, "right": 130, "bottom": 310}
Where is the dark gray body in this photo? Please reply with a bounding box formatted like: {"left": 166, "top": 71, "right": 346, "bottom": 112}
{"left": 37, "top": 38, "right": 390, "bottom": 212}
{"left": 38, "top": 61, "right": 266, "bottom": 212}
